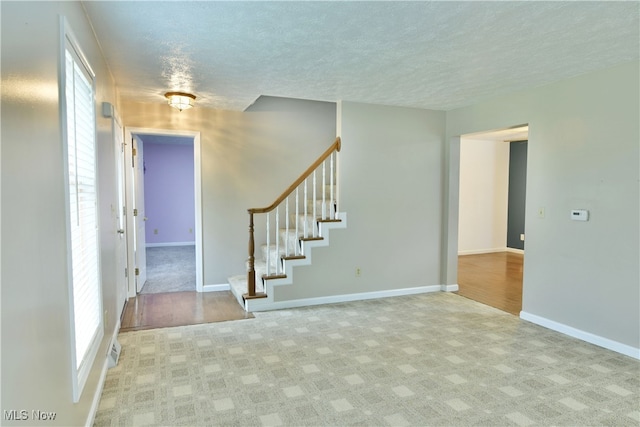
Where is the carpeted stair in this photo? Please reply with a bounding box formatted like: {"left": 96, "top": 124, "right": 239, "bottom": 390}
{"left": 228, "top": 201, "right": 346, "bottom": 311}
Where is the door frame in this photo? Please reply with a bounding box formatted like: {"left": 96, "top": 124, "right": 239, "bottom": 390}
{"left": 131, "top": 135, "right": 148, "bottom": 293}
{"left": 123, "top": 127, "right": 203, "bottom": 297}
{"left": 107, "top": 104, "right": 128, "bottom": 314}
{"left": 443, "top": 124, "right": 529, "bottom": 289}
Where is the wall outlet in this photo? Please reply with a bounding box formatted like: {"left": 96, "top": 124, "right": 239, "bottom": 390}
{"left": 538, "top": 207, "right": 545, "bottom": 219}
{"left": 355, "top": 267, "right": 362, "bottom": 277}
{"left": 520, "top": 233, "right": 525, "bottom": 241}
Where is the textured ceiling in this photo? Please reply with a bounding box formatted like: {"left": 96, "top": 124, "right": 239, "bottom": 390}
{"left": 83, "top": 1, "right": 639, "bottom": 112}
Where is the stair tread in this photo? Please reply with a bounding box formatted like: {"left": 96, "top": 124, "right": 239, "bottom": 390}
{"left": 263, "top": 274, "right": 287, "bottom": 280}
{"left": 243, "top": 292, "right": 267, "bottom": 300}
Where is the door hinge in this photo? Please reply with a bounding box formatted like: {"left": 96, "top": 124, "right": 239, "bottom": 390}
{"left": 132, "top": 147, "right": 137, "bottom": 157}
{"left": 124, "top": 268, "right": 128, "bottom": 278}
{"left": 135, "top": 268, "right": 140, "bottom": 276}
{"left": 133, "top": 208, "right": 138, "bottom": 216}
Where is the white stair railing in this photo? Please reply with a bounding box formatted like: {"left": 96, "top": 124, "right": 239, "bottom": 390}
{"left": 245, "top": 137, "right": 342, "bottom": 298}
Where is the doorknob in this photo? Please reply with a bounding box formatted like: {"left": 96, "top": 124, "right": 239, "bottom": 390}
{"left": 117, "top": 229, "right": 125, "bottom": 234}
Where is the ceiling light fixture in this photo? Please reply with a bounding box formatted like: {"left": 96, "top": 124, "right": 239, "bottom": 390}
{"left": 164, "top": 91, "right": 196, "bottom": 111}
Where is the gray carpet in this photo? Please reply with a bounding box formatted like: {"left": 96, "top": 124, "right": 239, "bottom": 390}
{"left": 95, "top": 292, "right": 639, "bottom": 426}
{"left": 140, "top": 245, "right": 196, "bottom": 294}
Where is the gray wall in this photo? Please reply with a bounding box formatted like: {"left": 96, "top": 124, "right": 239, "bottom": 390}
{"left": 507, "top": 141, "right": 527, "bottom": 250}
{"left": 121, "top": 96, "right": 337, "bottom": 285}
{"left": 274, "top": 101, "right": 446, "bottom": 301}
{"left": 1, "top": 2, "right": 120, "bottom": 425}
{"left": 445, "top": 61, "right": 640, "bottom": 350}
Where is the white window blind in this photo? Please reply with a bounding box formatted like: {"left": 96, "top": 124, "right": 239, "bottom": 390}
{"left": 63, "top": 29, "right": 103, "bottom": 402}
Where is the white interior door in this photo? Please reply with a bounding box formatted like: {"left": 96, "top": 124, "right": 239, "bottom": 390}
{"left": 132, "top": 136, "right": 147, "bottom": 292}
{"left": 112, "top": 113, "right": 128, "bottom": 313}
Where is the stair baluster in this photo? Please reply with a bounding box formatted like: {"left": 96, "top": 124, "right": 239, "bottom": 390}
{"left": 275, "top": 206, "right": 280, "bottom": 275}
{"left": 295, "top": 188, "right": 299, "bottom": 256}
{"left": 312, "top": 170, "right": 317, "bottom": 235}
{"left": 303, "top": 178, "right": 308, "bottom": 238}
{"left": 266, "top": 212, "right": 270, "bottom": 277}
{"left": 330, "top": 151, "right": 335, "bottom": 219}
{"left": 285, "top": 196, "right": 290, "bottom": 257}
{"left": 322, "top": 160, "right": 326, "bottom": 220}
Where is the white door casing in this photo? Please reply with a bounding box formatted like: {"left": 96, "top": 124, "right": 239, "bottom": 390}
{"left": 111, "top": 107, "right": 128, "bottom": 312}
{"left": 123, "top": 127, "right": 203, "bottom": 296}
{"left": 133, "top": 136, "right": 147, "bottom": 292}
{"left": 102, "top": 102, "right": 129, "bottom": 311}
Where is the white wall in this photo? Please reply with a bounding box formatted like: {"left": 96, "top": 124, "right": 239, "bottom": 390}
{"left": 458, "top": 138, "right": 509, "bottom": 254}
{"left": 273, "top": 101, "right": 446, "bottom": 301}
{"left": 445, "top": 61, "right": 640, "bottom": 353}
{"left": 1, "top": 2, "right": 120, "bottom": 425}
{"left": 121, "top": 96, "right": 337, "bottom": 286}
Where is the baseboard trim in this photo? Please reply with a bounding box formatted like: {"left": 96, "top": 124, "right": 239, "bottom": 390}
{"left": 458, "top": 248, "right": 507, "bottom": 256}
{"left": 520, "top": 311, "right": 640, "bottom": 360}
{"left": 86, "top": 318, "right": 121, "bottom": 427}
{"left": 146, "top": 242, "right": 195, "bottom": 248}
{"left": 458, "top": 247, "right": 524, "bottom": 256}
{"left": 202, "top": 283, "right": 230, "bottom": 292}
{"left": 441, "top": 283, "right": 459, "bottom": 292}
{"left": 247, "top": 285, "right": 441, "bottom": 312}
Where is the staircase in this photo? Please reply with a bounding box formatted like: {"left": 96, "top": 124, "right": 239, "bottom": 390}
{"left": 228, "top": 137, "right": 346, "bottom": 311}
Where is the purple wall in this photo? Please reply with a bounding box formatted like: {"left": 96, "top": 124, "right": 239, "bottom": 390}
{"left": 143, "top": 142, "right": 195, "bottom": 244}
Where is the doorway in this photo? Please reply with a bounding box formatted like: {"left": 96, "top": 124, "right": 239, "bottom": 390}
{"left": 123, "top": 128, "right": 203, "bottom": 298}
{"left": 455, "top": 125, "right": 528, "bottom": 315}
{"left": 137, "top": 134, "right": 196, "bottom": 294}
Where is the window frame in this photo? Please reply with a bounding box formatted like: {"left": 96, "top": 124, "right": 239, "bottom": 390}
{"left": 59, "top": 16, "right": 104, "bottom": 403}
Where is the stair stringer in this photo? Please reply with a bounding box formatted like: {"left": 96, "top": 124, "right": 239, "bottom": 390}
{"left": 230, "top": 212, "right": 347, "bottom": 312}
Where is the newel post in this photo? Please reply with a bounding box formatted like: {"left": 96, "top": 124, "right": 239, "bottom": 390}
{"left": 246, "top": 211, "right": 256, "bottom": 297}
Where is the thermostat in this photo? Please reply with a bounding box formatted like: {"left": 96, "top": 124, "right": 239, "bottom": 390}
{"left": 571, "top": 209, "right": 589, "bottom": 221}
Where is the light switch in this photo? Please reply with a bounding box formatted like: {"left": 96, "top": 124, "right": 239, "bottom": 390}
{"left": 571, "top": 209, "right": 589, "bottom": 221}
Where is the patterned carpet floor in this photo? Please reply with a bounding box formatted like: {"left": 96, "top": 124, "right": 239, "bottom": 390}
{"left": 95, "top": 292, "right": 639, "bottom": 426}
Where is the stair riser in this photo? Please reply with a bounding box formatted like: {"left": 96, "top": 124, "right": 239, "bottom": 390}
{"left": 247, "top": 260, "right": 284, "bottom": 278}
{"left": 303, "top": 200, "right": 334, "bottom": 218}
{"left": 291, "top": 214, "right": 318, "bottom": 236}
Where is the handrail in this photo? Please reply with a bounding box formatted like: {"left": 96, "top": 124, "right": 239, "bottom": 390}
{"left": 248, "top": 137, "right": 341, "bottom": 215}
{"left": 245, "top": 137, "right": 341, "bottom": 299}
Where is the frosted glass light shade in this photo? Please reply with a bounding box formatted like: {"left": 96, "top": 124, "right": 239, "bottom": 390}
{"left": 164, "top": 92, "right": 196, "bottom": 111}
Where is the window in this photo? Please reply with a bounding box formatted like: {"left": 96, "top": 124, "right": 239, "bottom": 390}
{"left": 61, "top": 20, "right": 103, "bottom": 402}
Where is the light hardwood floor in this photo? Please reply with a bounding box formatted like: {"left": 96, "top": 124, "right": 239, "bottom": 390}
{"left": 120, "top": 290, "right": 253, "bottom": 332}
{"left": 457, "top": 251, "right": 523, "bottom": 315}
{"left": 120, "top": 252, "right": 523, "bottom": 331}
